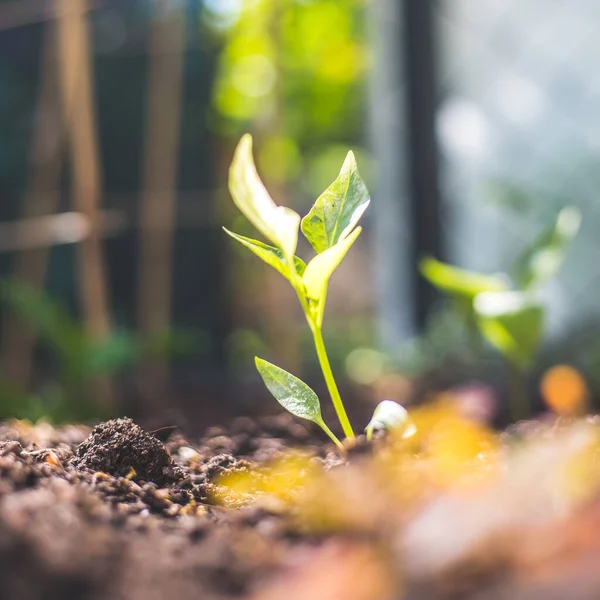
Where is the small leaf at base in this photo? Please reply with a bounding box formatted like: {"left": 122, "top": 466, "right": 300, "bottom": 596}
{"left": 255, "top": 357, "right": 323, "bottom": 422}
{"left": 255, "top": 357, "right": 342, "bottom": 448}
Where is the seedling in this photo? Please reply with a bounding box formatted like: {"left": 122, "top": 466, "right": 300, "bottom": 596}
{"left": 225, "top": 135, "right": 408, "bottom": 449}
{"left": 420, "top": 206, "right": 581, "bottom": 420}
{"left": 365, "top": 400, "right": 417, "bottom": 442}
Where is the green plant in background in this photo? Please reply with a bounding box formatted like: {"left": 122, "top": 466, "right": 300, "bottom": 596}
{"left": 225, "top": 134, "right": 409, "bottom": 449}
{"left": 0, "top": 280, "right": 196, "bottom": 423}
{"left": 207, "top": 0, "right": 369, "bottom": 190}
{"left": 420, "top": 206, "right": 581, "bottom": 420}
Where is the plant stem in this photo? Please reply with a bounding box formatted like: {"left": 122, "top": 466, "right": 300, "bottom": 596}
{"left": 292, "top": 282, "right": 353, "bottom": 441}
{"left": 464, "top": 305, "right": 483, "bottom": 359}
{"left": 317, "top": 418, "right": 344, "bottom": 450}
{"left": 507, "top": 361, "right": 530, "bottom": 422}
{"left": 312, "top": 325, "right": 355, "bottom": 439}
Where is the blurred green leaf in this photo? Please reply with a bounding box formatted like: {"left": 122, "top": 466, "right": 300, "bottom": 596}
{"left": 211, "top": 1, "right": 368, "bottom": 147}
{"left": 513, "top": 206, "right": 581, "bottom": 290}
{"left": 420, "top": 257, "right": 508, "bottom": 299}
{"left": 255, "top": 356, "right": 323, "bottom": 424}
{"left": 301, "top": 150, "right": 370, "bottom": 253}
{"left": 84, "top": 331, "right": 140, "bottom": 377}
{"left": 302, "top": 226, "right": 361, "bottom": 301}
{"left": 228, "top": 134, "right": 300, "bottom": 262}
{"left": 474, "top": 291, "right": 544, "bottom": 369}
{"left": 223, "top": 227, "right": 306, "bottom": 280}
{"left": 0, "top": 279, "right": 200, "bottom": 423}
{"left": 485, "top": 180, "right": 534, "bottom": 214}
{"left": 0, "top": 379, "right": 41, "bottom": 421}
{"left": 0, "top": 279, "right": 83, "bottom": 364}
{"left": 141, "top": 329, "right": 205, "bottom": 360}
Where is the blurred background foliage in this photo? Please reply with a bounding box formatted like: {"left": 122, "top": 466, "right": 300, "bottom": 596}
{"left": 209, "top": 0, "right": 369, "bottom": 156}
{"left": 0, "top": 0, "right": 376, "bottom": 427}
{"left": 0, "top": 0, "right": 598, "bottom": 429}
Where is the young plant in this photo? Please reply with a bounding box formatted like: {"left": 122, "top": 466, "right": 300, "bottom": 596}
{"left": 420, "top": 206, "right": 581, "bottom": 420}
{"left": 225, "top": 135, "right": 406, "bottom": 449}
{"left": 365, "top": 400, "right": 416, "bottom": 442}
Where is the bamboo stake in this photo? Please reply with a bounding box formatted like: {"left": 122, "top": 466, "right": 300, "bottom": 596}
{"left": 0, "top": 27, "right": 63, "bottom": 386}
{"left": 0, "top": 0, "right": 104, "bottom": 31}
{"left": 137, "top": 1, "right": 185, "bottom": 399}
{"left": 55, "top": 0, "right": 113, "bottom": 410}
{"left": 0, "top": 211, "right": 127, "bottom": 253}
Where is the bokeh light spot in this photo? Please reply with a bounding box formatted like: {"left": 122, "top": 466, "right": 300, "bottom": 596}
{"left": 541, "top": 365, "right": 589, "bottom": 416}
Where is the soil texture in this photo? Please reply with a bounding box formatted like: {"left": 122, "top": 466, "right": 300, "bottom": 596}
{"left": 0, "top": 414, "right": 600, "bottom": 600}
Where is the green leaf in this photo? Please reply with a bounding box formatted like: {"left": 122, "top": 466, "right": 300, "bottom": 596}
{"left": 365, "top": 400, "right": 417, "bottom": 441}
{"left": 0, "top": 278, "right": 84, "bottom": 365}
{"left": 84, "top": 331, "right": 140, "bottom": 376}
{"left": 228, "top": 134, "right": 300, "bottom": 262}
{"left": 302, "top": 226, "right": 362, "bottom": 301}
{"left": 420, "top": 257, "right": 508, "bottom": 299}
{"left": 301, "top": 151, "right": 370, "bottom": 253}
{"left": 256, "top": 357, "right": 343, "bottom": 449}
{"left": 223, "top": 228, "right": 306, "bottom": 280}
{"left": 474, "top": 291, "right": 544, "bottom": 369}
{"left": 255, "top": 357, "right": 323, "bottom": 423}
{"left": 513, "top": 206, "right": 581, "bottom": 290}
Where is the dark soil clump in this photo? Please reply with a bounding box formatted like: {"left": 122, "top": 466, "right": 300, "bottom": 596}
{"left": 74, "top": 417, "right": 182, "bottom": 486}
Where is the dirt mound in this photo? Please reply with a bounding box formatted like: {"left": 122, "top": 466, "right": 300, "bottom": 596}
{"left": 74, "top": 417, "right": 182, "bottom": 485}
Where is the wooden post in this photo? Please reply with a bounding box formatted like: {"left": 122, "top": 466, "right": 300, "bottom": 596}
{"left": 0, "top": 27, "right": 63, "bottom": 387}
{"left": 55, "top": 0, "right": 113, "bottom": 411}
{"left": 137, "top": 1, "right": 185, "bottom": 402}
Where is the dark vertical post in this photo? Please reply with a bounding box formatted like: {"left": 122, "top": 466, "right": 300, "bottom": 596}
{"left": 369, "top": 0, "right": 415, "bottom": 349}
{"left": 402, "top": 0, "right": 442, "bottom": 328}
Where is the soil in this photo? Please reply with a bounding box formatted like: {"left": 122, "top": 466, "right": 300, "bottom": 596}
{"left": 1, "top": 414, "right": 600, "bottom": 600}
{"left": 74, "top": 418, "right": 184, "bottom": 486}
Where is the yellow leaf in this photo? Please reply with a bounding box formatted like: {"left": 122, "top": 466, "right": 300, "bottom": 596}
{"left": 229, "top": 134, "right": 300, "bottom": 262}
{"left": 302, "top": 227, "right": 361, "bottom": 301}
